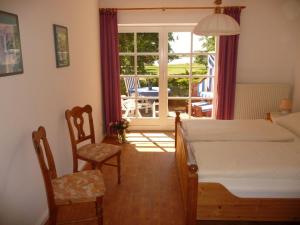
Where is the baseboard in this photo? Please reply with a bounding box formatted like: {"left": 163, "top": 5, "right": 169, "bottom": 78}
{"left": 35, "top": 209, "right": 48, "bottom": 225}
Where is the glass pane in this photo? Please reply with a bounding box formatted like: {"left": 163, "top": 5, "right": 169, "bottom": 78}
{"left": 137, "top": 56, "right": 159, "bottom": 75}
{"left": 138, "top": 99, "right": 159, "bottom": 118}
{"left": 191, "top": 78, "right": 209, "bottom": 97}
{"left": 168, "top": 78, "right": 189, "bottom": 97}
{"left": 122, "top": 77, "right": 137, "bottom": 96}
{"left": 120, "top": 56, "right": 134, "bottom": 75}
{"left": 120, "top": 77, "right": 128, "bottom": 96}
{"left": 168, "top": 99, "right": 188, "bottom": 118}
{"left": 121, "top": 98, "right": 138, "bottom": 118}
{"left": 192, "top": 56, "right": 207, "bottom": 75}
{"left": 138, "top": 77, "right": 159, "bottom": 92}
{"left": 168, "top": 56, "right": 190, "bottom": 75}
{"left": 121, "top": 97, "right": 159, "bottom": 118}
{"left": 168, "top": 32, "right": 191, "bottom": 53}
{"left": 192, "top": 55, "right": 215, "bottom": 75}
{"left": 191, "top": 99, "right": 213, "bottom": 118}
{"left": 152, "top": 100, "right": 159, "bottom": 118}
{"left": 119, "top": 33, "right": 134, "bottom": 52}
{"left": 193, "top": 35, "right": 215, "bottom": 53}
{"left": 137, "top": 33, "right": 159, "bottom": 52}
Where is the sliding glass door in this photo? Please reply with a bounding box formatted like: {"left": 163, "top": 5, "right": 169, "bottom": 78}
{"left": 118, "top": 26, "right": 216, "bottom": 130}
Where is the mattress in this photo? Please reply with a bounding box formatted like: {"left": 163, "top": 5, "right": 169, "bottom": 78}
{"left": 189, "top": 137, "right": 300, "bottom": 198}
{"left": 181, "top": 119, "right": 295, "bottom": 142}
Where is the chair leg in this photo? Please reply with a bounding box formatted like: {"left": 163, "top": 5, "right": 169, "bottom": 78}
{"left": 124, "top": 108, "right": 130, "bottom": 117}
{"left": 117, "top": 152, "right": 121, "bottom": 184}
{"left": 92, "top": 163, "right": 97, "bottom": 170}
{"left": 73, "top": 156, "right": 78, "bottom": 173}
{"left": 96, "top": 197, "right": 103, "bottom": 225}
{"left": 48, "top": 209, "right": 57, "bottom": 225}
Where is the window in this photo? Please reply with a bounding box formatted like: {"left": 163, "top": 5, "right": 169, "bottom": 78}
{"left": 119, "top": 32, "right": 160, "bottom": 118}
{"left": 167, "top": 32, "right": 215, "bottom": 119}
{"left": 118, "top": 27, "right": 216, "bottom": 129}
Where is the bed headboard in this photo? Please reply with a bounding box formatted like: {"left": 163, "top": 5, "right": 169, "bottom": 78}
{"left": 234, "top": 83, "right": 291, "bottom": 120}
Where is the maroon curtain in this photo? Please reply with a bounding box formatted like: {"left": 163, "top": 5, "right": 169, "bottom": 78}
{"left": 216, "top": 7, "right": 241, "bottom": 120}
{"left": 100, "top": 9, "right": 121, "bottom": 135}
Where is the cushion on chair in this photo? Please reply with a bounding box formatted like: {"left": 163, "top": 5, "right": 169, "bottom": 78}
{"left": 52, "top": 170, "right": 105, "bottom": 205}
{"left": 77, "top": 143, "right": 121, "bottom": 162}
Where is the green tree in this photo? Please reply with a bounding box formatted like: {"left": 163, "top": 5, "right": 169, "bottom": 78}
{"left": 201, "top": 36, "right": 215, "bottom": 52}
{"left": 194, "top": 36, "right": 215, "bottom": 73}
{"left": 119, "top": 32, "right": 178, "bottom": 75}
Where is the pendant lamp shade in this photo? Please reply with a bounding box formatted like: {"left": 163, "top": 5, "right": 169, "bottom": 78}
{"left": 193, "top": 13, "right": 240, "bottom": 36}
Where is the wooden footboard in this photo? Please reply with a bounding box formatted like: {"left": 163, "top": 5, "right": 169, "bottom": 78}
{"left": 175, "top": 112, "right": 300, "bottom": 224}
{"left": 175, "top": 112, "right": 198, "bottom": 225}
{"left": 197, "top": 182, "right": 300, "bottom": 221}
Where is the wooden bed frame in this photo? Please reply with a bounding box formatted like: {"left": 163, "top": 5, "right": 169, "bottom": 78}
{"left": 174, "top": 112, "right": 300, "bottom": 225}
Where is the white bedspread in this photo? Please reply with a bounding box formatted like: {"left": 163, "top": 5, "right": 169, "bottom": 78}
{"left": 181, "top": 119, "right": 295, "bottom": 142}
{"left": 190, "top": 138, "right": 300, "bottom": 198}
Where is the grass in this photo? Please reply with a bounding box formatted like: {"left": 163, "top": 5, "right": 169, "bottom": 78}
{"left": 143, "top": 64, "right": 207, "bottom": 75}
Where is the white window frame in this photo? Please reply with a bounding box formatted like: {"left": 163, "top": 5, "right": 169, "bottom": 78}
{"left": 118, "top": 25, "right": 218, "bottom": 130}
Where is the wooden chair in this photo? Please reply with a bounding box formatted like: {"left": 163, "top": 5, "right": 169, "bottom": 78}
{"left": 65, "top": 105, "right": 122, "bottom": 184}
{"left": 32, "top": 126, "right": 105, "bottom": 225}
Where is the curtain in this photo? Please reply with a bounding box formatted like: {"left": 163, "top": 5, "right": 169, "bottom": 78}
{"left": 100, "top": 9, "right": 121, "bottom": 135}
{"left": 216, "top": 7, "right": 241, "bottom": 120}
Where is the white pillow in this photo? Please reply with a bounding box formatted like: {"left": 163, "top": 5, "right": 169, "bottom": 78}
{"left": 273, "top": 112, "right": 300, "bottom": 137}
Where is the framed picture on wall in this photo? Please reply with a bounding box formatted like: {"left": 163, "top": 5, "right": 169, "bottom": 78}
{"left": 0, "top": 10, "right": 24, "bottom": 77}
{"left": 53, "top": 24, "right": 70, "bottom": 67}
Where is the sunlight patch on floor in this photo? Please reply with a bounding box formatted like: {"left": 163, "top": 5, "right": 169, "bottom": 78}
{"left": 135, "top": 147, "right": 165, "bottom": 152}
{"left": 126, "top": 137, "right": 149, "bottom": 142}
{"left": 163, "top": 147, "right": 175, "bottom": 152}
{"left": 131, "top": 142, "right": 157, "bottom": 147}
{"left": 142, "top": 133, "right": 168, "bottom": 137}
{"left": 126, "top": 133, "right": 144, "bottom": 137}
{"left": 127, "top": 132, "right": 175, "bottom": 153}
{"left": 148, "top": 137, "right": 174, "bottom": 142}
{"left": 155, "top": 142, "right": 174, "bottom": 147}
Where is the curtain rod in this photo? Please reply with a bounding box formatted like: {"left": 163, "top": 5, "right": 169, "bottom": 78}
{"left": 100, "top": 6, "right": 246, "bottom": 11}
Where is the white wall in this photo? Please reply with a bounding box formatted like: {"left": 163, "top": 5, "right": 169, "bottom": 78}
{"left": 236, "top": 0, "right": 300, "bottom": 85}
{"left": 0, "top": 0, "right": 103, "bottom": 224}
{"left": 292, "top": 43, "right": 300, "bottom": 111}
{"left": 100, "top": 0, "right": 300, "bottom": 86}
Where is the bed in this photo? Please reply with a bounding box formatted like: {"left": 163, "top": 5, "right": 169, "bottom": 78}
{"left": 174, "top": 112, "right": 300, "bottom": 225}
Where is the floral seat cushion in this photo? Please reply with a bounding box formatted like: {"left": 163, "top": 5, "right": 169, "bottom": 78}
{"left": 77, "top": 143, "right": 121, "bottom": 162}
{"left": 52, "top": 170, "right": 105, "bottom": 205}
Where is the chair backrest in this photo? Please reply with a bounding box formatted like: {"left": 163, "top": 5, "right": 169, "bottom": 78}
{"left": 122, "top": 98, "right": 137, "bottom": 110}
{"left": 32, "top": 126, "right": 57, "bottom": 211}
{"left": 65, "top": 105, "right": 96, "bottom": 152}
{"left": 124, "top": 77, "right": 140, "bottom": 96}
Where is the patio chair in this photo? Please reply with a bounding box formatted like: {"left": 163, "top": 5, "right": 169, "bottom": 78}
{"left": 192, "top": 77, "right": 214, "bottom": 97}
{"left": 121, "top": 96, "right": 142, "bottom": 117}
{"left": 191, "top": 102, "right": 213, "bottom": 117}
{"left": 190, "top": 77, "right": 214, "bottom": 117}
{"left": 123, "top": 77, "right": 152, "bottom": 113}
{"left": 124, "top": 77, "right": 140, "bottom": 96}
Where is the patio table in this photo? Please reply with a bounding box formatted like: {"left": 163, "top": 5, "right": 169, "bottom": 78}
{"left": 129, "top": 87, "right": 170, "bottom": 97}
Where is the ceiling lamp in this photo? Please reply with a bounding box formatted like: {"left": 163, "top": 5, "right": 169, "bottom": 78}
{"left": 193, "top": 0, "right": 240, "bottom": 36}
